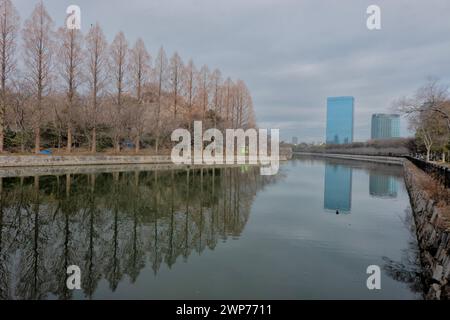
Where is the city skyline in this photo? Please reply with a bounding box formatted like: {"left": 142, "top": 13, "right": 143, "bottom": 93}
{"left": 10, "top": 0, "right": 450, "bottom": 143}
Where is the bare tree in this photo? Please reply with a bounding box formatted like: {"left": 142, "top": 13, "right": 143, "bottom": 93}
{"left": 109, "top": 31, "right": 128, "bottom": 152}
{"left": 0, "top": 0, "right": 19, "bottom": 152}
{"left": 397, "top": 79, "right": 450, "bottom": 161}
{"left": 56, "top": 26, "right": 84, "bottom": 153}
{"left": 236, "top": 80, "right": 255, "bottom": 129}
{"left": 433, "top": 110, "right": 450, "bottom": 162}
{"left": 8, "top": 80, "right": 33, "bottom": 152}
{"left": 397, "top": 79, "right": 450, "bottom": 132}
{"left": 129, "top": 38, "right": 150, "bottom": 153}
{"left": 198, "top": 65, "right": 210, "bottom": 120}
{"left": 22, "top": 1, "right": 54, "bottom": 154}
{"left": 169, "top": 52, "right": 183, "bottom": 120}
{"left": 183, "top": 59, "right": 197, "bottom": 131}
{"left": 210, "top": 69, "right": 222, "bottom": 127}
{"left": 223, "top": 77, "right": 233, "bottom": 127}
{"left": 85, "top": 23, "right": 108, "bottom": 153}
{"left": 409, "top": 111, "right": 435, "bottom": 161}
{"left": 154, "top": 46, "right": 167, "bottom": 153}
{"left": 130, "top": 38, "right": 150, "bottom": 103}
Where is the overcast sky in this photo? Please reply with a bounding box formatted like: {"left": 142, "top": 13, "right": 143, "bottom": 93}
{"left": 13, "top": 0, "right": 450, "bottom": 142}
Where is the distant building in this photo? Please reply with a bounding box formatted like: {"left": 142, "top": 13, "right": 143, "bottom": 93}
{"left": 371, "top": 114, "right": 400, "bottom": 139}
{"left": 292, "top": 136, "right": 298, "bottom": 145}
{"left": 326, "top": 96, "right": 354, "bottom": 144}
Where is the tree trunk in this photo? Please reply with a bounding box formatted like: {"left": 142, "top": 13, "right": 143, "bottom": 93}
{"left": 67, "top": 125, "right": 72, "bottom": 153}
{"left": 0, "top": 102, "right": 4, "bottom": 152}
{"left": 34, "top": 127, "right": 40, "bottom": 154}
{"left": 426, "top": 148, "right": 431, "bottom": 162}
{"left": 442, "top": 150, "right": 446, "bottom": 163}
{"left": 91, "top": 127, "right": 96, "bottom": 153}
{"left": 0, "top": 130, "right": 4, "bottom": 153}
{"left": 135, "top": 135, "right": 140, "bottom": 154}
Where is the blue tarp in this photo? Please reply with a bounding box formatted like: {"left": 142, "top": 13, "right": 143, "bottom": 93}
{"left": 39, "top": 149, "right": 52, "bottom": 155}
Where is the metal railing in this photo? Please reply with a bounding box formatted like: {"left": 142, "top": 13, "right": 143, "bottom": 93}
{"left": 405, "top": 156, "right": 450, "bottom": 189}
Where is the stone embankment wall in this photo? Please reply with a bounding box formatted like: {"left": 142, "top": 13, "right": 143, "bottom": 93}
{"left": 0, "top": 155, "right": 172, "bottom": 167}
{"left": 0, "top": 153, "right": 289, "bottom": 168}
{"left": 294, "top": 152, "right": 404, "bottom": 165}
{"left": 404, "top": 160, "right": 450, "bottom": 300}
{"left": 0, "top": 155, "right": 284, "bottom": 177}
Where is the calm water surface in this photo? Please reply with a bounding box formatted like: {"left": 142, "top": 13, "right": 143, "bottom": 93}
{"left": 0, "top": 156, "right": 423, "bottom": 299}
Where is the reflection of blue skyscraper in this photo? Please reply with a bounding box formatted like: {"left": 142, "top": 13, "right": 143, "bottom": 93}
{"left": 326, "top": 96, "right": 354, "bottom": 144}
{"left": 369, "top": 173, "right": 398, "bottom": 198}
{"left": 324, "top": 164, "right": 352, "bottom": 212}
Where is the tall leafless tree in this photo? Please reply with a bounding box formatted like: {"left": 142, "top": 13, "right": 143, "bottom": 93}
{"left": 198, "top": 65, "right": 210, "bottom": 121}
{"left": 129, "top": 38, "right": 150, "bottom": 153}
{"left": 56, "top": 26, "right": 84, "bottom": 153}
{"left": 210, "top": 69, "right": 222, "bottom": 127}
{"left": 85, "top": 23, "right": 108, "bottom": 153}
{"left": 223, "top": 77, "right": 233, "bottom": 127}
{"left": 109, "top": 31, "right": 128, "bottom": 152}
{"left": 169, "top": 52, "right": 183, "bottom": 120}
{"left": 0, "top": 0, "right": 19, "bottom": 152}
{"left": 154, "top": 46, "right": 167, "bottom": 153}
{"left": 183, "top": 59, "right": 197, "bottom": 132}
{"left": 22, "top": 1, "right": 54, "bottom": 154}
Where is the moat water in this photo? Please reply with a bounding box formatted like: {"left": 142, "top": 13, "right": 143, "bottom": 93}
{"left": 0, "top": 156, "right": 423, "bottom": 299}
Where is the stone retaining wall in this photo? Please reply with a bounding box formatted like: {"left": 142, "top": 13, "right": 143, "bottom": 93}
{"left": 404, "top": 160, "right": 450, "bottom": 299}
{"left": 0, "top": 155, "right": 286, "bottom": 177}
{"left": 0, "top": 154, "right": 288, "bottom": 168}
{"left": 294, "top": 152, "right": 404, "bottom": 165}
{"left": 0, "top": 162, "right": 263, "bottom": 178}
{"left": 0, "top": 155, "right": 172, "bottom": 167}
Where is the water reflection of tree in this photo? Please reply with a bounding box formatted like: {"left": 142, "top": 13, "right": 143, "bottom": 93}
{"left": 382, "top": 208, "right": 424, "bottom": 297}
{"left": 0, "top": 178, "right": 9, "bottom": 299}
{"left": 0, "top": 166, "right": 278, "bottom": 299}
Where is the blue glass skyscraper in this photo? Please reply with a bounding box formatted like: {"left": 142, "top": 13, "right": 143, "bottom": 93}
{"left": 326, "top": 96, "right": 354, "bottom": 144}
{"left": 371, "top": 114, "right": 400, "bottom": 139}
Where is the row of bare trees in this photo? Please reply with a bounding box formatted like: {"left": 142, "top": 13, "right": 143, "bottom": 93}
{"left": 396, "top": 78, "right": 450, "bottom": 162}
{"left": 0, "top": 0, "right": 256, "bottom": 154}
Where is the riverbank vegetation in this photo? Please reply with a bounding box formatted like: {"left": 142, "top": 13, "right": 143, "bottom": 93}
{"left": 292, "top": 138, "right": 413, "bottom": 157}
{"left": 0, "top": 0, "right": 256, "bottom": 155}
{"left": 405, "top": 161, "right": 450, "bottom": 209}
